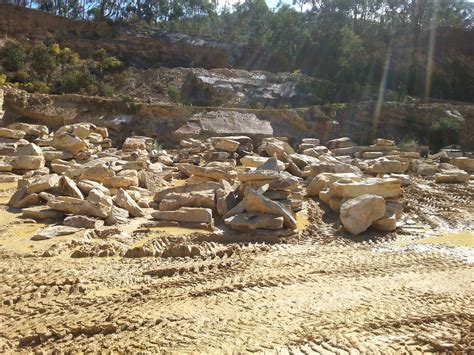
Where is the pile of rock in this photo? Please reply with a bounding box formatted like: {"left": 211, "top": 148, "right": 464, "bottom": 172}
{"left": 307, "top": 175, "right": 404, "bottom": 234}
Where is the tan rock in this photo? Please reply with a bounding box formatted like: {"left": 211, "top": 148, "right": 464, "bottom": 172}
{"left": 11, "top": 155, "right": 45, "bottom": 170}
{"left": 372, "top": 213, "right": 397, "bottom": 232}
{"left": 8, "top": 123, "right": 48, "bottom": 137}
{"left": 451, "top": 157, "right": 474, "bottom": 173}
{"left": 77, "top": 179, "right": 111, "bottom": 196}
{"left": 14, "top": 143, "right": 43, "bottom": 156}
{"left": 22, "top": 206, "right": 64, "bottom": 220}
{"left": 367, "top": 159, "right": 409, "bottom": 174}
{"left": 0, "top": 127, "right": 25, "bottom": 139}
{"left": 340, "top": 194, "right": 386, "bottom": 235}
{"left": 225, "top": 213, "right": 284, "bottom": 231}
{"left": 331, "top": 178, "right": 402, "bottom": 199}
{"left": 64, "top": 215, "right": 104, "bottom": 228}
{"left": 80, "top": 165, "right": 115, "bottom": 183}
{"left": 244, "top": 190, "right": 296, "bottom": 229}
{"left": 58, "top": 176, "right": 84, "bottom": 199}
{"left": 114, "top": 188, "right": 145, "bottom": 217}
{"left": 152, "top": 207, "right": 213, "bottom": 224}
{"left": 52, "top": 132, "right": 88, "bottom": 155}
{"left": 154, "top": 181, "right": 223, "bottom": 203}
{"left": 104, "top": 175, "right": 139, "bottom": 188}
{"left": 159, "top": 190, "right": 215, "bottom": 211}
{"left": 27, "top": 174, "right": 60, "bottom": 194}
{"left": 211, "top": 137, "right": 240, "bottom": 152}
{"left": 434, "top": 171, "right": 469, "bottom": 183}
{"left": 328, "top": 137, "right": 353, "bottom": 149}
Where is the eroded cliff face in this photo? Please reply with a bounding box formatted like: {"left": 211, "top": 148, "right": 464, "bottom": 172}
{"left": 3, "top": 88, "right": 473, "bottom": 149}
{"left": 0, "top": 4, "right": 237, "bottom": 69}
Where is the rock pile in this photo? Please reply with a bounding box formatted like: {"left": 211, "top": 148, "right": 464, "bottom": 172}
{"left": 2, "top": 118, "right": 472, "bottom": 239}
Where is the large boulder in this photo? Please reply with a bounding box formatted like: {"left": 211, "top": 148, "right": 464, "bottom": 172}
{"left": 58, "top": 176, "right": 84, "bottom": 199}
{"left": 367, "top": 159, "right": 409, "bottom": 174}
{"left": 11, "top": 155, "right": 45, "bottom": 170}
{"left": 27, "top": 174, "right": 60, "bottom": 194}
{"left": 340, "top": 195, "right": 386, "bottom": 235}
{"left": 52, "top": 132, "right": 88, "bottom": 155}
{"left": 243, "top": 190, "right": 296, "bottom": 229}
{"left": 451, "top": 157, "right": 474, "bottom": 173}
{"left": 331, "top": 178, "right": 402, "bottom": 199}
{"left": 434, "top": 171, "right": 470, "bottom": 183}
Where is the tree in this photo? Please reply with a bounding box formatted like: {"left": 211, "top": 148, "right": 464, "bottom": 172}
{"left": 0, "top": 40, "right": 27, "bottom": 72}
{"left": 31, "top": 43, "right": 57, "bottom": 79}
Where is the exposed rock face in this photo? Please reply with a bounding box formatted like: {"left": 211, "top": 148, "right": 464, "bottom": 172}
{"left": 340, "top": 195, "right": 386, "bottom": 235}
{"left": 181, "top": 71, "right": 315, "bottom": 108}
{"left": 173, "top": 111, "right": 273, "bottom": 141}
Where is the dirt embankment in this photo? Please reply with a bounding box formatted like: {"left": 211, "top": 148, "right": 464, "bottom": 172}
{"left": 2, "top": 88, "right": 474, "bottom": 149}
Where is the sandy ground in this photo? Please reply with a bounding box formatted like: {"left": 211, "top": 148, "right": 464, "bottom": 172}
{"left": 0, "top": 179, "right": 473, "bottom": 353}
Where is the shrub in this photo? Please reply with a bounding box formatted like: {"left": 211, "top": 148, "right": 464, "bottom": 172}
{"left": 167, "top": 86, "right": 181, "bottom": 102}
{"left": 99, "top": 82, "right": 114, "bottom": 97}
{"left": 0, "top": 73, "right": 6, "bottom": 85}
{"left": 32, "top": 81, "right": 49, "bottom": 93}
{"left": 53, "top": 70, "right": 97, "bottom": 94}
{"left": 31, "top": 43, "right": 57, "bottom": 78}
{"left": 14, "top": 70, "right": 30, "bottom": 83}
{"left": 0, "top": 40, "right": 27, "bottom": 72}
{"left": 121, "top": 95, "right": 140, "bottom": 113}
{"left": 428, "top": 116, "right": 461, "bottom": 151}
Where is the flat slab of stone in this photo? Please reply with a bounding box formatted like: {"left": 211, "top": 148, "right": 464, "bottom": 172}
{"left": 225, "top": 213, "right": 284, "bottom": 231}
{"left": 152, "top": 207, "right": 213, "bottom": 224}
{"left": 331, "top": 178, "right": 402, "bottom": 199}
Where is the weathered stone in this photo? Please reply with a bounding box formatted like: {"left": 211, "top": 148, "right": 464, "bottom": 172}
{"left": 77, "top": 180, "right": 111, "bottom": 196}
{"left": 211, "top": 137, "right": 240, "bottom": 152}
{"left": 306, "top": 173, "right": 360, "bottom": 197}
{"left": 237, "top": 169, "right": 280, "bottom": 182}
{"left": 48, "top": 191, "right": 112, "bottom": 218}
{"left": 58, "top": 175, "right": 84, "bottom": 199}
{"left": 374, "top": 138, "right": 395, "bottom": 146}
{"left": 64, "top": 215, "right": 104, "bottom": 229}
{"left": 8, "top": 123, "right": 48, "bottom": 137}
{"left": 104, "top": 175, "right": 139, "bottom": 188}
{"left": 244, "top": 190, "right": 296, "bottom": 229}
{"left": 154, "top": 181, "right": 223, "bottom": 202}
{"left": 340, "top": 195, "right": 386, "bottom": 235}
{"left": 22, "top": 206, "right": 64, "bottom": 220}
{"left": 372, "top": 213, "right": 397, "bottom": 232}
{"left": 27, "top": 174, "right": 60, "bottom": 194}
{"left": 52, "top": 132, "right": 88, "bottom": 154}
{"left": 12, "top": 192, "right": 41, "bottom": 208}
{"left": 451, "top": 157, "right": 474, "bottom": 173}
{"left": 0, "top": 161, "right": 12, "bottom": 172}
{"left": 11, "top": 155, "right": 45, "bottom": 170}
{"left": 417, "top": 163, "right": 439, "bottom": 176}
{"left": 0, "top": 127, "right": 25, "bottom": 139}
{"left": 122, "top": 136, "right": 154, "bottom": 151}
{"left": 367, "top": 159, "right": 409, "bottom": 174}
{"left": 105, "top": 206, "right": 130, "bottom": 225}
{"left": 225, "top": 213, "right": 284, "bottom": 231}
{"left": 80, "top": 165, "right": 115, "bottom": 183}
{"left": 115, "top": 188, "right": 145, "bottom": 217}
{"left": 184, "top": 164, "right": 236, "bottom": 181}
{"left": 32, "top": 225, "right": 80, "bottom": 240}
{"left": 14, "top": 143, "right": 43, "bottom": 156}
{"left": 331, "top": 178, "right": 402, "bottom": 199}
{"left": 159, "top": 190, "right": 215, "bottom": 211}
{"left": 328, "top": 137, "right": 353, "bottom": 149}
{"left": 240, "top": 156, "right": 286, "bottom": 171}
{"left": 42, "top": 149, "right": 74, "bottom": 161}
{"left": 152, "top": 207, "right": 213, "bottom": 224}
{"left": 434, "top": 171, "right": 470, "bottom": 183}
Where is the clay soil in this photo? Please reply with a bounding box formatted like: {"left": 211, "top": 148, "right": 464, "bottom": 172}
{"left": 0, "top": 179, "right": 473, "bottom": 353}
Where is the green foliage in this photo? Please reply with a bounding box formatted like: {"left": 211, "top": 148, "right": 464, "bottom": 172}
{"left": 120, "top": 95, "right": 141, "bottom": 113}
{"left": 0, "top": 73, "right": 6, "bottom": 85}
{"left": 167, "top": 86, "right": 181, "bottom": 102}
{"left": 94, "top": 48, "right": 123, "bottom": 72}
{"left": 53, "top": 70, "right": 98, "bottom": 94}
{"left": 14, "top": 70, "right": 30, "bottom": 83}
{"left": 0, "top": 40, "right": 27, "bottom": 72}
{"left": 32, "top": 81, "right": 50, "bottom": 93}
{"left": 428, "top": 116, "right": 462, "bottom": 151}
{"left": 31, "top": 43, "right": 57, "bottom": 78}
{"left": 99, "top": 82, "right": 115, "bottom": 97}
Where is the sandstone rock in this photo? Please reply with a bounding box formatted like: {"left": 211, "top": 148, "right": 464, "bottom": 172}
{"left": 225, "top": 213, "right": 284, "bottom": 231}
{"left": 0, "top": 161, "right": 12, "bottom": 172}
{"left": 80, "top": 165, "right": 115, "bottom": 183}
{"left": 77, "top": 180, "right": 111, "bottom": 196}
{"left": 32, "top": 225, "right": 80, "bottom": 240}
{"left": 11, "top": 192, "right": 41, "bottom": 208}
{"left": 434, "top": 171, "right": 469, "bottom": 183}
{"left": 240, "top": 156, "right": 286, "bottom": 171}
{"left": 154, "top": 181, "right": 223, "bottom": 202}
{"left": 417, "top": 163, "right": 439, "bottom": 176}
{"left": 331, "top": 178, "right": 402, "bottom": 199}
{"left": 367, "top": 159, "right": 409, "bottom": 174}
{"left": 104, "top": 175, "right": 139, "bottom": 188}
{"left": 27, "top": 174, "right": 60, "bottom": 194}
{"left": 184, "top": 164, "right": 236, "bottom": 181}
{"left": 48, "top": 192, "right": 112, "bottom": 218}
{"left": 115, "top": 188, "right": 145, "bottom": 217}
{"left": 340, "top": 195, "right": 386, "bottom": 235}
{"left": 11, "top": 155, "right": 45, "bottom": 170}
{"left": 22, "top": 206, "right": 64, "bottom": 220}
{"left": 216, "top": 184, "right": 238, "bottom": 216}
{"left": 374, "top": 138, "right": 395, "bottom": 146}
{"left": 328, "top": 137, "right": 353, "bottom": 149}
{"left": 14, "top": 143, "right": 43, "bottom": 156}
{"left": 122, "top": 136, "right": 154, "bottom": 151}
{"left": 8, "top": 123, "right": 48, "bottom": 137}
{"left": 105, "top": 206, "right": 130, "bottom": 225}
{"left": 159, "top": 190, "right": 215, "bottom": 211}
{"left": 52, "top": 132, "right": 88, "bottom": 154}
{"left": 306, "top": 173, "right": 360, "bottom": 197}
{"left": 237, "top": 169, "right": 280, "bottom": 182}
{"left": 0, "top": 127, "right": 25, "bottom": 139}
{"left": 451, "top": 157, "right": 474, "bottom": 173}
{"left": 156, "top": 154, "right": 174, "bottom": 166}
{"left": 58, "top": 175, "right": 84, "bottom": 199}
{"left": 152, "top": 207, "right": 213, "bottom": 224}
{"left": 372, "top": 213, "right": 397, "bottom": 232}
{"left": 41, "top": 149, "right": 74, "bottom": 161}
{"left": 64, "top": 215, "right": 104, "bottom": 229}
{"left": 211, "top": 137, "right": 240, "bottom": 152}
{"left": 244, "top": 190, "right": 296, "bottom": 229}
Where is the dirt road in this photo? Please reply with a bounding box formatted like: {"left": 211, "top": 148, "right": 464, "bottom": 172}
{"left": 0, "top": 181, "right": 473, "bottom": 353}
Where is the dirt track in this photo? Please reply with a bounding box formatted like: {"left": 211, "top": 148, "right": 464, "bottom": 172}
{"left": 0, "top": 180, "right": 473, "bottom": 353}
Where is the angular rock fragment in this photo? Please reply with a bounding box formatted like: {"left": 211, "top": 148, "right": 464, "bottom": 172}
{"left": 152, "top": 207, "right": 213, "bottom": 224}
{"left": 340, "top": 194, "right": 386, "bottom": 235}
